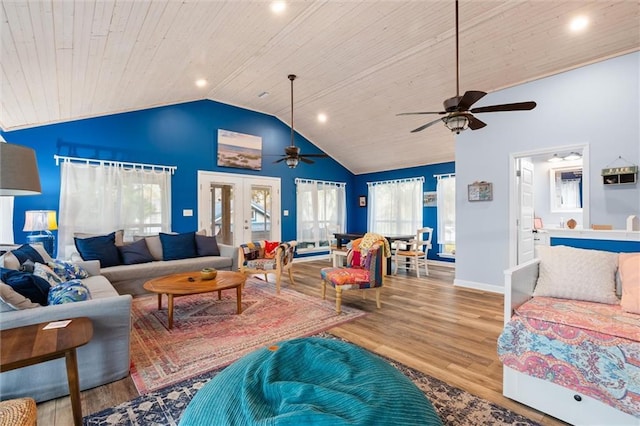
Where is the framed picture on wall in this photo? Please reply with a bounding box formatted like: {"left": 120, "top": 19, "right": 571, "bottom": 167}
{"left": 468, "top": 181, "right": 493, "bottom": 201}
{"left": 217, "top": 129, "right": 262, "bottom": 170}
{"left": 423, "top": 191, "right": 437, "bottom": 207}
{"left": 359, "top": 195, "right": 367, "bottom": 207}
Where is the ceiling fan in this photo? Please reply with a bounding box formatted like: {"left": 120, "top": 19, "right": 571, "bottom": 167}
{"left": 398, "top": 0, "right": 536, "bottom": 134}
{"left": 274, "top": 74, "right": 328, "bottom": 168}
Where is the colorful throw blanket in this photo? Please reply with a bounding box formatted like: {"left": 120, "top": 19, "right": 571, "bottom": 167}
{"left": 359, "top": 232, "right": 391, "bottom": 258}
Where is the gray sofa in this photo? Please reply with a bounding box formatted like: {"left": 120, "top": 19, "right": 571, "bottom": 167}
{"left": 0, "top": 254, "right": 132, "bottom": 403}
{"left": 73, "top": 232, "right": 238, "bottom": 296}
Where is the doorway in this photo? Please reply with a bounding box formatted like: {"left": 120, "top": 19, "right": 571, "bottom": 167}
{"left": 197, "top": 171, "right": 281, "bottom": 247}
{"left": 509, "top": 144, "right": 590, "bottom": 267}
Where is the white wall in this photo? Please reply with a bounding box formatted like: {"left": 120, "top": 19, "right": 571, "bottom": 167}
{"left": 454, "top": 52, "right": 640, "bottom": 292}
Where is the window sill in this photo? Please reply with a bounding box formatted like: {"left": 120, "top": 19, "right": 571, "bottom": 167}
{"left": 438, "top": 252, "right": 455, "bottom": 259}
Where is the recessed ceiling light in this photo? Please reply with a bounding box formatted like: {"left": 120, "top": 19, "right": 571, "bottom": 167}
{"left": 569, "top": 16, "right": 589, "bottom": 32}
{"left": 270, "top": 1, "right": 286, "bottom": 14}
{"left": 195, "top": 79, "right": 208, "bottom": 88}
{"left": 317, "top": 113, "right": 327, "bottom": 123}
{"left": 258, "top": 91, "right": 270, "bottom": 98}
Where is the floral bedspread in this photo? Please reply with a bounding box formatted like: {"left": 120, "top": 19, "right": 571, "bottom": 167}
{"left": 498, "top": 297, "right": 640, "bottom": 417}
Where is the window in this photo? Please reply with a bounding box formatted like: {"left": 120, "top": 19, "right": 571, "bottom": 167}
{"left": 367, "top": 177, "right": 423, "bottom": 235}
{"left": 58, "top": 160, "right": 172, "bottom": 258}
{"left": 550, "top": 165, "right": 582, "bottom": 212}
{"left": 295, "top": 179, "right": 346, "bottom": 252}
{"left": 0, "top": 196, "right": 14, "bottom": 243}
{"left": 436, "top": 175, "right": 455, "bottom": 256}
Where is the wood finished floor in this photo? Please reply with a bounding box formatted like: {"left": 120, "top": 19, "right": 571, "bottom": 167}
{"left": 37, "top": 258, "right": 567, "bottom": 425}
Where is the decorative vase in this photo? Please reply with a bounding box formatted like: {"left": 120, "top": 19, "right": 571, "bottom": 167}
{"left": 201, "top": 268, "right": 217, "bottom": 280}
{"left": 567, "top": 219, "right": 577, "bottom": 229}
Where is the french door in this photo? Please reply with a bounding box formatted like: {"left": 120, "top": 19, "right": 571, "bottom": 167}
{"left": 197, "top": 171, "right": 281, "bottom": 247}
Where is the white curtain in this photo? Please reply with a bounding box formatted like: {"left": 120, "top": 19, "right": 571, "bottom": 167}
{"left": 560, "top": 179, "right": 581, "bottom": 209}
{"left": 58, "top": 161, "right": 171, "bottom": 258}
{"left": 296, "top": 179, "right": 346, "bottom": 251}
{"left": 367, "top": 177, "right": 423, "bottom": 235}
{"left": 0, "top": 196, "right": 14, "bottom": 243}
{"left": 436, "top": 176, "right": 456, "bottom": 245}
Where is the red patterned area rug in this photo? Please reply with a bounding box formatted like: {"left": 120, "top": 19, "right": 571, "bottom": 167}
{"left": 130, "top": 278, "right": 366, "bottom": 393}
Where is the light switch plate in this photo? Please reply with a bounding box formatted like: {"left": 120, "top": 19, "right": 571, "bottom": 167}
{"left": 283, "top": 210, "right": 289, "bottom": 216}
{"left": 183, "top": 209, "right": 193, "bottom": 217}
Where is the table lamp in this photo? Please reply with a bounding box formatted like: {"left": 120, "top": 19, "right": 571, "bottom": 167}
{"left": 23, "top": 210, "right": 57, "bottom": 256}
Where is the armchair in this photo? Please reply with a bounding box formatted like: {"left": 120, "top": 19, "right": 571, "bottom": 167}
{"left": 320, "top": 236, "right": 387, "bottom": 313}
{"left": 238, "top": 240, "right": 297, "bottom": 294}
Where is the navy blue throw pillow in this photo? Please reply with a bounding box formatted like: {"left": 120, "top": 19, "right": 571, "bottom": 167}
{"left": 74, "top": 232, "right": 121, "bottom": 268}
{"left": 195, "top": 234, "right": 220, "bottom": 256}
{"left": 0, "top": 268, "right": 51, "bottom": 306}
{"left": 11, "top": 244, "right": 45, "bottom": 265}
{"left": 159, "top": 232, "right": 197, "bottom": 261}
{"left": 118, "top": 239, "right": 154, "bottom": 265}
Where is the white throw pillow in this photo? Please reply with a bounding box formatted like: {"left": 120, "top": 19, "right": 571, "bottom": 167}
{"left": 533, "top": 245, "right": 619, "bottom": 304}
{"left": 0, "top": 282, "right": 41, "bottom": 311}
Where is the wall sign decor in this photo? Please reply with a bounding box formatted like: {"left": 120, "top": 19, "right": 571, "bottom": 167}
{"left": 359, "top": 195, "right": 367, "bottom": 207}
{"left": 217, "top": 129, "right": 262, "bottom": 170}
{"left": 423, "top": 191, "right": 437, "bottom": 207}
{"left": 468, "top": 181, "right": 493, "bottom": 202}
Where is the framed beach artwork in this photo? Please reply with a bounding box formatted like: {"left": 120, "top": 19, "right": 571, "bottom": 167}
{"left": 423, "top": 191, "right": 437, "bottom": 207}
{"left": 217, "top": 129, "right": 262, "bottom": 170}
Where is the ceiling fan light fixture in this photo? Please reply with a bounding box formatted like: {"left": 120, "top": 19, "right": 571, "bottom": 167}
{"left": 444, "top": 115, "right": 469, "bottom": 134}
{"left": 563, "top": 152, "right": 582, "bottom": 161}
{"left": 286, "top": 157, "right": 299, "bottom": 168}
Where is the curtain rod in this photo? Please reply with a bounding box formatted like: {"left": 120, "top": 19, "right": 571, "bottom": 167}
{"left": 295, "top": 178, "right": 346, "bottom": 187}
{"left": 434, "top": 173, "right": 455, "bottom": 179}
{"left": 54, "top": 155, "right": 177, "bottom": 174}
{"left": 366, "top": 176, "right": 424, "bottom": 186}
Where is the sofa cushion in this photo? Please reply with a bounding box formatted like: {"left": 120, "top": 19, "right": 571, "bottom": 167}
{"left": 160, "top": 232, "right": 197, "bottom": 261}
{"left": 264, "top": 241, "right": 279, "bottom": 259}
{"left": 75, "top": 232, "right": 121, "bottom": 268}
{"left": 47, "top": 259, "right": 90, "bottom": 281}
{"left": 33, "top": 262, "right": 64, "bottom": 286}
{"left": 0, "top": 268, "right": 51, "bottom": 306}
{"left": 74, "top": 229, "right": 125, "bottom": 246}
{"left": 10, "top": 244, "right": 45, "bottom": 265}
{"left": 533, "top": 245, "right": 619, "bottom": 304}
{"left": 133, "top": 235, "right": 164, "bottom": 261}
{"left": 195, "top": 234, "right": 220, "bottom": 257}
{"left": 619, "top": 252, "right": 640, "bottom": 314}
{"left": 48, "top": 280, "right": 92, "bottom": 305}
{"left": 118, "top": 239, "right": 154, "bottom": 265}
{"left": 100, "top": 256, "right": 233, "bottom": 283}
{"left": 0, "top": 282, "right": 41, "bottom": 311}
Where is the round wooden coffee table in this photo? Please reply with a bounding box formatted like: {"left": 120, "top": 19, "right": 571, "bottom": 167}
{"left": 143, "top": 271, "right": 246, "bottom": 329}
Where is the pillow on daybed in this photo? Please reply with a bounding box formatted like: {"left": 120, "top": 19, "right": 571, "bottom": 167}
{"left": 533, "top": 245, "right": 619, "bottom": 304}
{"left": 619, "top": 252, "right": 640, "bottom": 314}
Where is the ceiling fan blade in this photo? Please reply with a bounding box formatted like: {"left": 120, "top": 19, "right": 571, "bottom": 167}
{"left": 471, "top": 101, "right": 537, "bottom": 114}
{"left": 467, "top": 114, "right": 487, "bottom": 130}
{"left": 411, "top": 117, "right": 445, "bottom": 133}
{"left": 299, "top": 157, "right": 314, "bottom": 164}
{"left": 457, "top": 91, "right": 487, "bottom": 111}
{"left": 273, "top": 157, "right": 287, "bottom": 163}
{"left": 397, "top": 111, "right": 446, "bottom": 116}
{"left": 300, "top": 153, "right": 328, "bottom": 158}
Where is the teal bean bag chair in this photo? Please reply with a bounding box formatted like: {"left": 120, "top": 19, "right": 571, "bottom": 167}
{"left": 179, "top": 337, "right": 442, "bottom": 425}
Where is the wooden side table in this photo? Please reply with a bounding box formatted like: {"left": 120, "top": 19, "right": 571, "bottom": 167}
{"left": 0, "top": 317, "right": 93, "bottom": 426}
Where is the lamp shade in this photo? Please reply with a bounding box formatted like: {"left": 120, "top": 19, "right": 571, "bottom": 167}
{"left": 0, "top": 143, "right": 42, "bottom": 195}
{"left": 23, "top": 210, "right": 57, "bottom": 232}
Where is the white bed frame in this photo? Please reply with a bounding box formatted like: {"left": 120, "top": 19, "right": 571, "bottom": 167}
{"left": 503, "top": 259, "right": 639, "bottom": 425}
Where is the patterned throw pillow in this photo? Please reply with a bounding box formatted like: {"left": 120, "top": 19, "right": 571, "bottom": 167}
{"left": 47, "top": 260, "right": 90, "bottom": 281}
{"left": 48, "top": 280, "right": 92, "bottom": 305}
{"left": 264, "top": 241, "right": 280, "bottom": 259}
{"left": 33, "top": 262, "right": 64, "bottom": 286}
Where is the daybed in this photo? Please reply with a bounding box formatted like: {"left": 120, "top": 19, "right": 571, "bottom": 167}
{"left": 0, "top": 245, "right": 132, "bottom": 403}
{"left": 498, "top": 245, "right": 639, "bottom": 425}
{"left": 72, "top": 230, "right": 238, "bottom": 296}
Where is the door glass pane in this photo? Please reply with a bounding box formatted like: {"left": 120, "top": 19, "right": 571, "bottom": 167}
{"left": 251, "top": 185, "right": 272, "bottom": 241}
{"left": 210, "top": 183, "right": 234, "bottom": 245}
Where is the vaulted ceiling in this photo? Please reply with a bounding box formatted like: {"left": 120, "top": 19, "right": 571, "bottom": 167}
{"left": 1, "top": 1, "right": 638, "bottom": 174}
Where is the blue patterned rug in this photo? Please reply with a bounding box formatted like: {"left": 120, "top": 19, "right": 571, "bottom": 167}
{"left": 84, "top": 334, "right": 540, "bottom": 426}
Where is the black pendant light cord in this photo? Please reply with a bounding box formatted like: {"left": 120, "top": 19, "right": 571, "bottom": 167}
{"left": 289, "top": 74, "right": 296, "bottom": 147}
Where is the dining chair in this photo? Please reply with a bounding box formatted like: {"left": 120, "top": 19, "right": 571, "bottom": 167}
{"left": 393, "top": 227, "right": 432, "bottom": 277}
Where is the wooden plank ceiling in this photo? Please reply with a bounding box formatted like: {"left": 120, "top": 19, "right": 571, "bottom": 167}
{"left": 1, "top": 1, "right": 638, "bottom": 174}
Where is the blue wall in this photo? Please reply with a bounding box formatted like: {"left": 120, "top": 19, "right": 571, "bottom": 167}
{"left": 353, "top": 162, "right": 455, "bottom": 262}
{"left": 3, "top": 99, "right": 455, "bottom": 263}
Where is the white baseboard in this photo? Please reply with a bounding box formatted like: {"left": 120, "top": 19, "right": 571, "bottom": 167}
{"left": 454, "top": 278, "right": 503, "bottom": 294}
